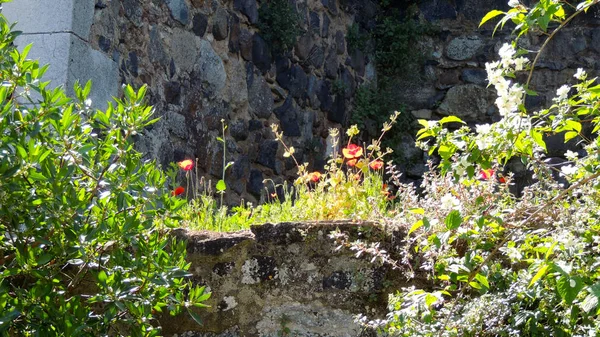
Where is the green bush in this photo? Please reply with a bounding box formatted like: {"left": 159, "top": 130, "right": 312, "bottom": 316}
{"left": 0, "top": 10, "right": 208, "bottom": 336}
{"left": 257, "top": 0, "right": 302, "bottom": 53}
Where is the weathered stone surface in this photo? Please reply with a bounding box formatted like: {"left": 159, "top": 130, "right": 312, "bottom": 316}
{"left": 248, "top": 169, "right": 264, "bottom": 197}
{"left": 197, "top": 40, "right": 227, "bottom": 95}
{"left": 288, "top": 65, "right": 309, "bottom": 99}
{"left": 411, "top": 109, "right": 433, "bottom": 120}
{"left": 192, "top": 13, "right": 208, "bottom": 37}
{"left": 234, "top": 0, "right": 258, "bottom": 24}
{"left": 228, "top": 14, "right": 241, "bottom": 53}
{"left": 309, "top": 11, "right": 320, "bottom": 34}
{"left": 328, "top": 95, "right": 345, "bottom": 123}
{"left": 247, "top": 64, "right": 274, "bottom": 119}
{"left": 592, "top": 28, "right": 600, "bottom": 53}
{"left": 252, "top": 34, "right": 272, "bottom": 73}
{"left": 437, "top": 84, "right": 494, "bottom": 120}
{"left": 166, "top": 0, "right": 189, "bottom": 25}
{"left": 419, "top": 0, "right": 457, "bottom": 21}
{"left": 295, "top": 34, "right": 314, "bottom": 61}
{"left": 325, "top": 50, "right": 338, "bottom": 79}
{"left": 349, "top": 49, "right": 365, "bottom": 77}
{"left": 164, "top": 81, "right": 182, "bottom": 104}
{"left": 162, "top": 222, "right": 406, "bottom": 336}
{"left": 239, "top": 29, "right": 253, "bottom": 61}
{"left": 213, "top": 8, "right": 229, "bottom": 41}
{"left": 335, "top": 31, "right": 345, "bottom": 55}
{"left": 322, "top": 13, "right": 330, "bottom": 38}
{"left": 274, "top": 96, "right": 301, "bottom": 137}
{"left": 456, "top": 0, "right": 509, "bottom": 21}
{"left": 123, "top": 0, "right": 143, "bottom": 27}
{"left": 446, "top": 36, "right": 483, "bottom": 61}
{"left": 257, "top": 140, "right": 279, "bottom": 170}
{"left": 171, "top": 28, "right": 200, "bottom": 73}
{"left": 461, "top": 68, "right": 488, "bottom": 85}
{"left": 309, "top": 45, "right": 325, "bottom": 69}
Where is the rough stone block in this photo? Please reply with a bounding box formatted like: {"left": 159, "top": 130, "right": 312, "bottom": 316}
{"left": 3, "top": 0, "right": 94, "bottom": 39}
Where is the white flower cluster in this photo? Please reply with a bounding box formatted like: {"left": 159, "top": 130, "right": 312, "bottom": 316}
{"left": 486, "top": 43, "right": 528, "bottom": 116}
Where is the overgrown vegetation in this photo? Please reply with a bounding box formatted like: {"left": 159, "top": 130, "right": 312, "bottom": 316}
{"left": 0, "top": 6, "right": 209, "bottom": 335}
{"left": 257, "top": 0, "right": 302, "bottom": 53}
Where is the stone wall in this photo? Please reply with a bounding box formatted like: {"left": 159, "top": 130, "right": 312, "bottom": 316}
{"left": 89, "top": 0, "right": 375, "bottom": 205}
{"left": 86, "top": 0, "right": 600, "bottom": 202}
{"left": 164, "top": 221, "right": 409, "bottom": 336}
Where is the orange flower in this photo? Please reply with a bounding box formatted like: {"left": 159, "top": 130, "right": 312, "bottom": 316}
{"left": 309, "top": 171, "right": 321, "bottom": 182}
{"left": 342, "top": 144, "right": 363, "bottom": 159}
{"left": 178, "top": 159, "right": 194, "bottom": 171}
{"left": 172, "top": 186, "right": 185, "bottom": 196}
{"left": 369, "top": 160, "right": 384, "bottom": 170}
{"left": 478, "top": 169, "right": 494, "bottom": 180}
{"left": 498, "top": 176, "right": 507, "bottom": 184}
{"left": 346, "top": 158, "right": 357, "bottom": 167}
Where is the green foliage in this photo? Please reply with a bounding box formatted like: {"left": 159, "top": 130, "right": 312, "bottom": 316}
{"left": 346, "top": 23, "right": 370, "bottom": 53}
{"left": 374, "top": 6, "right": 435, "bottom": 77}
{"left": 0, "top": 10, "right": 208, "bottom": 336}
{"left": 257, "top": 0, "right": 302, "bottom": 53}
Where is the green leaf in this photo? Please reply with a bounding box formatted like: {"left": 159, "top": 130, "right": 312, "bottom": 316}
{"left": 216, "top": 180, "right": 226, "bottom": 192}
{"left": 408, "top": 208, "right": 425, "bottom": 215}
{"left": 0, "top": 310, "right": 20, "bottom": 328}
{"left": 445, "top": 210, "right": 462, "bottom": 230}
{"left": 425, "top": 293, "right": 438, "bottom": 307}
{"left": 564, "top": 131, "right": 579, "bottom": 142}
{"left": 529, "top": 263, "right": 549, "bottom": 288}
{"left": 439, "top": 116, "right": 465, "bottom": 125}
{"left": 475, "top": 273, "right": 490, "bottom": 289}
{"left": 479, "top": 10, "right": 505, "bottom": 27}
{"left": 557, "top": 276, "right": 584, "bottom": 305}
{"left": 98, "top": 270, "right": 107, "bottom": 284}
{"left": 530, "top": 129, "right": 546, "bottom": 151}
{"left": 408, "top": 220, "right": 424, "bottom": 235}
{"left": 188, "top": 309, "right": 203, "bottom": 325}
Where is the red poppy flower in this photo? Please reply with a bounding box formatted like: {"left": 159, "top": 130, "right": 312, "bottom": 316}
{"left": 369, "top": 160, "right": 384, "bottom": 170}
{"left": 178, "top": 159, "right": 194, "bottom": 171}
{"left": 498, "top": 176, "right": 507, "bottom": 184}
{"left": 309, "top": 171, "right": 321, "bottom": 182}
{"left": 347, "top": 158, "right": 357, "bottom": 167}
{"left": 172, "top": 186, "right": 185, "bottom": 196}
{"left": 342, "top": 144, "right": 363, "bottom": 159}
{"left": 478, "top": 169, "right": 494, "bottom": 180}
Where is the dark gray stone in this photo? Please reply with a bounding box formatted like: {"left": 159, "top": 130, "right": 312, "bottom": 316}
{"left": 273, "top": 96, "right": 301, "bottom": 137}
{"left": 247, "top": 64, "right": 274, "bottom": 119}
{"left": 309, "top": 45, "right": 325, "bottom": 69}
{"left": 275, "top": 56, "right": 292, "bottom": 89}
{"left": 196, "top": 40, "right": 227, "bottom": 95}
{"left": 248, "top": 119, "right": 263, "bottom": 131}
{"left": 335, "top": 31, "right": 345, "bottom": 55}
{"left": 234, "top": 0, "right": 258, "bottom": 24}
{"left": 228, "top": 155, "right": 250, "bottom": 194}
{"left": 446, "top": 36, "right": 483, "bottom": 61}
{"left": 239, "top": 29, "right": 253, "bottom": 61}
{"left": 309, "top": 11, "right": 320, "bottom": 35}
{"left": 126, "top": 51, "right": 138, "bottom": 77}
{"left": 258, "top": 140, "right": 279, "bottom": 170}
{"left": 192, "top": 13, "right": 208, "bottom": 37}
{"left": 230, "top": 119, "right": 249, "bottom": 141}
{"left": 318, "top": 80, "right": 333, "bottom": 112}
{"left": 295, "top": 34, "right": 313, "bottom": 61}
{"left": 307, "top": 75, "right": 320, "bottom": 109}
{"left": 592, "top": 28, "right": 600, "bottom": 54}
{"left": 123, "top": 0, "right": 143, "bottom": 27}
{"left": 164, "top": 81, "right": 181, "bottom": 104}
{"left": 288, "top": 65, "right": 308, "bottom": 100}
{"left": 327, "top": 95, "right": 346, "bottom": 123}
{"left": 461, "top": 68, "right": 488, "bottom": 85}
{"left": 456, "top": 0, "right": 509, "bottom": 21}
{"left": 323, "top": 271, "right": 352, "bottom": 290}
{"left": 340, "top": 66, "right": 355, "bottom": 99}
{"left": 252, "top": 34, "right": 272, "bottom": 73}
{"left": 322, "top": 14, "right": 330, "bottom": 38}
{"left": 98, "top": 36, "right": 111, "bottom": 53}
{"left": 349, "top": 49, "right": 365, "bottom": 77}
{"left": 419, "top": 0, "right": 457, "bottom": 21}
{"left": 322, "top": 0, "right": 338, "bottom": 15}
{"left": 213, "top": 8, "right": 229, "bottom": 41}
{"left": 325, "top": 50, "right": 338, "bottom": 79}
{"left": 166, "top": 0, "right": 189, "bottom": 25}
{"left": 248, "top": 169, "right": 264, "bottom": 197}
{"left": 228, "top": 13, "right": 241, "bottom": 53}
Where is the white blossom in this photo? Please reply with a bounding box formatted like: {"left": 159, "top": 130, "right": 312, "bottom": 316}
{"left": 508, "top": 0, "right": 520, "bottom": 7}
{"left": 513, "top": 57, "right": 528, "bottom": 71}
{"left": 560, "top": 165, "right": 578, "bottom": 176}
{"left": 440, "top": 193, "right": 461, "bottom": 211}
{"left": 555, "top": 85, "right": 571, "bottom": 101}
{"left": 573, "top": 68, "right": 586, "bottom": 80}
{"left": 564, "top": 150, "right": 578, "bottom": 161}
{"left": 476, "top": 124, "right": 492, "bottom": 135}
